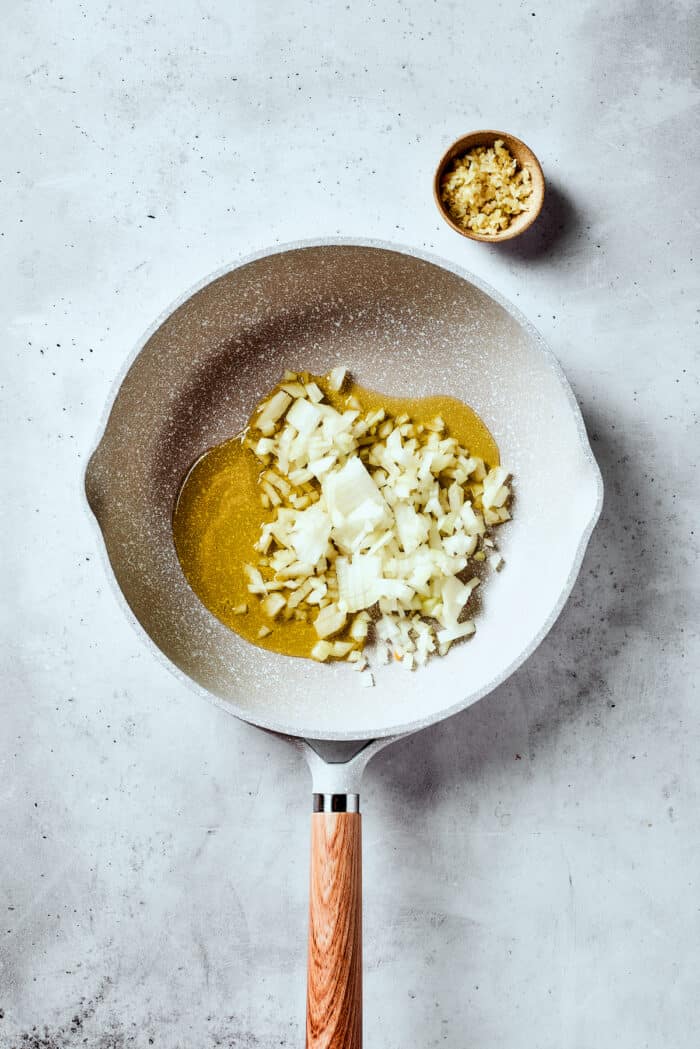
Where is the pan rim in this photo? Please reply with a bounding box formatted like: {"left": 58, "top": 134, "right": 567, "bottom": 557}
{"left": 84, "top": 237, "right": 604, "bottom": 743}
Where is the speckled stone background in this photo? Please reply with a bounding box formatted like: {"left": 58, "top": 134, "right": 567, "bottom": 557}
{"left": 2, "top": 2, "right": 698, "bottom": 1047}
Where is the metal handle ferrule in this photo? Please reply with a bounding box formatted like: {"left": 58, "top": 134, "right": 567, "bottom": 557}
{"left": 313, "top": 793, "right": 360, "bottom": 813}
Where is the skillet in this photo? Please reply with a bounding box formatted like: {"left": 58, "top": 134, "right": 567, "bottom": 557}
{"left": 85, "top": 241, "right": 603, "bottom": 1047}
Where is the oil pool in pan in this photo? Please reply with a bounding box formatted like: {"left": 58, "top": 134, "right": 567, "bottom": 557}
{"left": 172, "top": 373, "right": 500, "bottom": 660}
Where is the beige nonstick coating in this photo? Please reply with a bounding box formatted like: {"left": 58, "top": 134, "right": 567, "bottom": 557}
{"left": 85, "top": 241, "right": 603, "bottom": 741}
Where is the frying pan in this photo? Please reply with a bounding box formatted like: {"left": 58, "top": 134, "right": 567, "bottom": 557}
{"left": 85, "top": 241, "right": 603, "bottom": 1047}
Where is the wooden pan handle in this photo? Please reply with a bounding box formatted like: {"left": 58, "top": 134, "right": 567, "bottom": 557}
{"left": 306, "top": 806, "right": 362, "bottom": 1049}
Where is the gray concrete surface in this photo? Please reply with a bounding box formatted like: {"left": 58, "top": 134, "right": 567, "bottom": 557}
{"left": 2, "top": 1, "right": 698, "bottom": 1046}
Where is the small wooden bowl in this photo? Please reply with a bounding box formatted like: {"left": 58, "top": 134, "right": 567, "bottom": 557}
{"left": 434, "top": 131, "right": 545, "bottom": 243}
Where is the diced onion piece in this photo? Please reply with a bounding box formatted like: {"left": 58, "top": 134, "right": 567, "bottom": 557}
{"left": 276, "top": 561, "right": 314, "bottom": 580}
{"left": 439, "top": 575, "right": 471, "bottom": 628}
{"left": 379, "top": 579, "right": 414, "bottom": 603}
{"left": 288, "top": 467, "right": 313, "bottom": 486}
{"left": 491, "top": 485, "right": 510, "bottom": 508}
{"left": 327, "top": 366, "right": 347, "bottom": 391}
{"left": 394, "top": 502, "right": 429, "bottom": 554}
{"left": 289, "top": 503, "right": 331, "bottom": 565}
{"left": 436, "top": 620, "right": 476, "bottom": 645}
{"left": 308, "top": 455, "right": 337, "bottom": 479}
{"left": 287, "top": 579, "right": 313, "bottom": 608}
{"left": 287, "top": 397, "right": 323, "bottom": 436}
{"left": 280, "top": 382, "right": 307, "bottom": 398}
{"left": 323, "top": 456, "right": 388, "bottom": 522}
{"left": 254, "top": 390, "right": 292, "bottom": 430}
{"left": 261, "top": 593, "right": 286, "bottom": 619}
{"left": 245, "top": 565, "right": 268, "bottom": 594}
{"left": 314, "top": 604, "right": 347, "bottom": 639}
{"left": 336, "top": 555, "right": 382, "bottom": 612}
{"left": 336, "top": 498, "right": 387, "bottom": 554}
{"left": 481, "top": 466, "right": 509, "bottom": 510}
{"left": 442, "top": 533, "right": 478, "bottom": 558}
{"left": 330, "top": 641, "right": 354, "bottom": 658}
{"left": 311, "top": 640, "right": 332, "bottom": 661}
{"left": 349, "top": 612, "right": 371, "bottom": 641}
{"left": 460, "top": 502, "right": 484, "bottom": 535}
{"left": 254, "top": 437, "right": 275, "bottom": 457}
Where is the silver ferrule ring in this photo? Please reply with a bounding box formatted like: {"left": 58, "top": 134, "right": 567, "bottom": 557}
{"left": 313, "top": 793, "right": 360, "bottom": 813}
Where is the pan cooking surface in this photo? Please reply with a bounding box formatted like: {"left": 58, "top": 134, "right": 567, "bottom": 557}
{"left": 85, "top": 242, "right": 602, "bottom": 740}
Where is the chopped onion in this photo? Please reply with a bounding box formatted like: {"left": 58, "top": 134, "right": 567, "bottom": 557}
{"left": 254, "top": 390, "right": 292, "bottom": 431}
{"left": 289, "top": 503, "right": 331, "bottom": 565}
{"left": 327, "top": 366, "right": 347, "bottom": 392}
{"left": 336, "top": 554, "right": 382, "bottom": 613}
{"left": 287, "top": 397, "right": 323, "bottom": 436}
{"left": 243, "top": 369, "right": 511, "bottom": 668}
{"left": 314, "top": 603, "right": 347, "bottom": 639}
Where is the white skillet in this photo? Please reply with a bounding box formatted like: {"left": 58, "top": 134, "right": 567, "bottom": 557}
{"left": 85, "top": 241, "right": 603, "bottom": 1047}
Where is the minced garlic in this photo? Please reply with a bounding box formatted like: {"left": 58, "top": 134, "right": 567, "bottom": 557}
{"left": 440, "top": 139, "right": 532, "bottom": 235}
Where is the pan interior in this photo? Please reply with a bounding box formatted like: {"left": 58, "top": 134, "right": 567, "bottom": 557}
{"left": 86, "top": 244, "right": 602, "bottom": 740}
